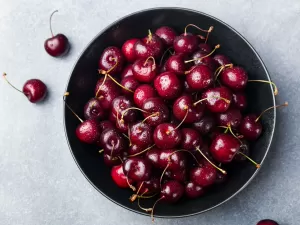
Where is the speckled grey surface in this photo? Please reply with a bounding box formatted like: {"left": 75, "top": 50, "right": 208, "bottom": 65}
{"left": 0, "top": 0, "right": 299, "bottom": 224}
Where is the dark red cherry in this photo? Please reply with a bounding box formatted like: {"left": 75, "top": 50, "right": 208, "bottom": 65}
{"left": 145, "top": 148, "right": 161, "bottom": 167}
{"left": 165, "top": 54, "right": 186, "bottom": 75}
{"left": 111, "top": 96, "right": 137, "bottom": 123}
{"left": 256, "top": 219, "right": 279, "bottom": 225}
{"left": 22, "top": 79, "right": 47, "bottom": 103}
{"left": 99, "top": 46, "right": 124, "bottom": 75}
{"left": 185, "top": 181, "right": 205, "bottom": 198}
{"left": 142, "top": 97, "right": 169, "bottom": 126}
{"left": 121, "top": 77, "right": 140, "bottom": 95}
{"left": 173, "top": 33, "right": 198, "bottom": 54}
{"left": 239, "top": 114, "right": 262, "bottom": 141}
{"left": 154, "top": 71, "right": 182, "bottom": 99}
{"left": 201, "top": 87, "right": 232, "bottom": 113}
{"left": 165, "top": 169, "right": 187, "bottom": 183}
{"left": 198, "top": 43, "right": 212, "bottom": 53}
{"left": 115, "top": 118, "right": 129, "bottom": 133}
{"left": 84, "top": 98, "right": 105, "bottom": 121}
{"left": 160, "top": 180, "right": 184, "bottom": 203}
{"left": 216, "top": 107, "right": 242, "bottom": 128}
{"left": 132, "top": 58, "right": 157, "bottom": 83}
{"left": 121, "top": 64, "right": 134, "bottom": 79}
{"left": 158, "top": 149, "right": 186, "bottom": 171}
{"left": 136, "top": 177, "right": 160, "bottom": 194}
{"left": 210, "top": 133, "right": 240, "bottom": 163}
{"left": 104, "top": 154, "right": 121, "bottom": 167}
{"left": 153, "top": 123, "right": 181, "bottom": 149}
{"left": 190, "top": 161, "right": 217, "bottom": 187}
{"left": 191, "top": 50, "right": 216, "bottom": 71}
{"left": 232, "top": 92, "right": 247, "bottom": 111}
{"left": 220, "top": 66, "right": 248, "bottom": 90}
{"left": 193, "top": 115, "right": 216, "bottom": 135}
{"left": 98, "top": 120, "right": 114, "bottom": 133}
{"left": 123, "top": 158, "right": 152, "bottom": 181}
{"left": 181, "top": 128, "right": 203, "bottom": 150}
{"left": 100, "top": 128, "right": 126, "bottom": 157}
{"left": 186, "top": 65, "right": 213, "bottom": 90}
{"left": 142, "top": 32, "right": 163, "bottom": 58}
{"left": 133, "top": 84, "right": 156, "bottom": 108}
{"left": 173, "top": 94, "right": 205, "bottom": 123}
{"left": 129, "top": 121, "right": 153, "bottom": 148}
{"left": 234, "top": 139, "right": 250, "bottom": 162}
{"left": 155, "top": 26, "right": 177, "bottom": 46}
{"left": 111, "top": 165, "right": 133, "bottom": 188}
{"left": 128, "top": 144, "right": 145, "bottom": 156}
{"left": 122, "top": 38, "right": 138, "bottom": 62}
{"left": 213, "top": 54, "right": 231, "bottom": 66}
{"left": 76, "top": 119, "right": 100, "bottom": 144}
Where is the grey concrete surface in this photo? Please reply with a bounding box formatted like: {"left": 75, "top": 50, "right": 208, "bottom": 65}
{"left": 0, "top": 0, "right": 299, "bottom": 224}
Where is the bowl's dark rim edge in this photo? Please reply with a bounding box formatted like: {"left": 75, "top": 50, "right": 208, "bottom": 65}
{"left": 63, "top": 7, "right": 276, "bottom": 219}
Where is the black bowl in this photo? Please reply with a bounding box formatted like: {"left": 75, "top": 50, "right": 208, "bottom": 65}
{"left": 64, "top": 8, "right": 276, "bottom": 218}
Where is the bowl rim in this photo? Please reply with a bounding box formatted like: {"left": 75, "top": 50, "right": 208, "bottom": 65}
{"left": 63, "top": 7, "right": 276, "bottom": 219}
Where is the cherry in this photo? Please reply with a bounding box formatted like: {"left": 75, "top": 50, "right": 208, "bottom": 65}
{"left": 239, "top": 114, "right": 262, "bottom": 141}
{"left": 232, "top": 92, "right": 247, "bottom": 111}
{"left": 122, "top": 38, "right": 138, "bottom": 62}
{"left": 121, "top": 64, "right": 134, "bottom": 79}
{"left": 234, "top": 139, "right": 250, "bottom": 162}
{"left": 186, "top": 65, "right": 213, "bottom": 90}
{"left": 160, "top": 180, "right": 184, "bottom": 203}
{"left": 142, "top": 97, "right": 169, "bottom": 126}
{"left": 198, "top": 43, "right": 212, "bottom": 53}
{"left": 190, "top": 161, "right": 217, "bottom": 187}
{"left": 199, "top": 87, "right": 232, "bottom": 113}
{"left": 213, "top": 54, "right": 231, "bottom": 66}
{"left": 145, "top": 148, "right": 161, "bottom": 167}
{"left": 3, "top": 73, "right": 47, "bottom": 103}
{"left": 121, "top": 77, "right": 140, "bottom": 95}
{"left": 181, "top": 128, "right": 203, "bottom": 150}
{"left": 256, "top": 219, "right": 279, "bottom": 225}
{"left": 185, "top": 181, "right": 205, "bottom": 198}
{"left": 155, "top": 26, "right": 177, "bottom": 46}
{"left": 210, "top": 133, "right": 240, "bottom": 163}
{"left": 104, "top": 154, "right": 121, "bottom": 167}
{"left": 136, "top": 177, "right": 160, "bottom": 194}
{"left": 100, "top": 128, "right": 126, "bottom": 156}
{"left": 111, "top": 165, "right": 133, "bottom": 189}
{"left": 158, "top": 149, "right": 187, "bottom": 171}
{"left": 220, "top": 66, "right": 248, "bottom": 90}
{"left": 173, "top": 94, "right": 205, "bottom": 123}
{"left": 123, "top": 158, "right": 152, "bottom": 181}
{"left": 134, "top": 31, "right": 163, "bottom": 59}
{"left": 132, "top": 57, "right": 157, "bottom": 83}
{"left": 154, "top": 71, "right": 182, "bottom": 99}
{"left": 111, "top": 96, "right": 137, "bottom": 123}
{"left": 165, "top": 54, "right": 186, "bottom": 75}
{"left": 98, "top": 120, "right": 114, "bottom": 133}
{"left": 193, "top": 115, "right": 216, "bottom": 135}
{"left": 165, "top": 169, "right": 187, "bottom": 183}
{"left": 128, "top": 144, "right": 145, "bottom": 156}
{"left": 129, "top": 121, "right": 153, "bottom": 148}
{"left": 83, "top": 98, "right": 105, "bottom": 121}
{"left": 99, "top": 46, "right": 124, "bottom": 75}
{"left": 190, "top": 50, "right": 216, "bottom": 71}
{"left": 115, "top": 118, "right": 129, "bottom": 133}
{"left": 133, "top": 84, "right": 156, "bottom": 108}
{"left": 153, "top": 123, "right": 181, "bottom": 149}
{"left": 173, "top": 33, "right": 198, "bottom": 54}
{"left": 44, "top": 10, "right": 69, "bottom": 57}
{"left": 216, "top": 107, "right": 242, "bottom": 129}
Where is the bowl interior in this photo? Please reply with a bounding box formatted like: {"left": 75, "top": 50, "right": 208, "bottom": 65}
{"left": 64, "top": 8, "right": 275, "bottom": 217}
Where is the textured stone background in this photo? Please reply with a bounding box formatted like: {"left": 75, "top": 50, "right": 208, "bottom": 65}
{"left": 0, "top": 0, "right": 299, "bottom": 224}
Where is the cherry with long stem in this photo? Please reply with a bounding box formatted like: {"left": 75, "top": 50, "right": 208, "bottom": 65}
{"left": 130, "top": 181, "right": 145, "bottom": 202}
{"left": 128, "top": 144, "right": 156, "bottom": 157}
{"left": 214, "top": 64, "right": 233, "bottom": 80}
{"left": 166, "top": 107, "right": 189, "bottom": 135}
{"left": 184, "top": 24, "right": 214, "bottom": 43}
{"left": 193, "top": 96, "right": 231, "bottom": 107}
{"left": 119, "top": 107, "right": 148, "bottom": 124}
{"left": 255, "top": 102, "right": 288, "bottom": 122}
{"left": 237, "top": 151, "right": 260, "bottom": 168}
{"left": 184, "top": 44, "right": 220, "bottom": 64}
{"left": 49, "top": 10, "right": 58, "bottom": 37}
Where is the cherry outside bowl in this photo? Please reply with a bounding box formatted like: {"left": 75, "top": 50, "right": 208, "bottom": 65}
{"left": 64, "top": 8, "right": 276, "bottom": 218}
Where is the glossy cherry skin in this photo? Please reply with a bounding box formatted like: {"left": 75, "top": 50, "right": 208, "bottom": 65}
{"left": 145, "top": 148, "right": 161, "bottom": 167}
{"left": 123, "top": 158, "right": 152, "bottom": 182}
{"left": 132, "top": 58, "right": 157, "bottom": 83}
{"left": 213, "top": 54, "right": 231, "bottom": 66}
{"left": 129, "top": 121, "right": 153, "bottom": 148}
{"left": 142, "top": 97, "right": 169, "bottom": 126}
{"left": 210, "top": 133, "right": 240, "bottom": 163}
{"left": 185, "top": 181, "right": 205, "bottom": 198}
{"left": 99, "top": 46, "right": 124, "bottom": 75}
{"left": 165, "top": 54, "right": 186, "bottom": 75}
{"left": 154, "top": 71, "right": 182, "bottom": 100}
{"left": 121, "top": 38, "right": 138, "bottom": 62}
{"left": 220, "top": 66, "right": 248, "bottom": 90}
{"left": 84, "top": 98, "right": 105, "bottom": 121}
{"left": 234, "top": 139, "right": 250, "bottom": 162}
{"left": 100, "top": 128, "right": 126, "bottom": 156}
{"left": 95, "top": 77, "right": 121, "bottom": 110}
{"left": 214, "top": 171, "right": 228, "bottom": 184}
{"left": 193, "top": 115, "right": 216, "bottom": 135}
{"left": 165, "top": 169, "right": 187, "bottom": 183}
{"left": 155, "top": 26, "right": 177, "bottom": 46}
{"left": 128, "top": 144, "right": 145, "bottom": 156}
{"left": 160, "top": 180, "right": 184, "bottom": 203}
{"left": 115, "top": 119, "right": 129, "bottom": 134}
{"left": 98, "top": 120, "right": 114, "bottom": 133}
{"left": 239, "top": 114, "right": 262, "bottom": 141}
{"left": 44, "top": 34, "right": 69, "bottom": 57}
{"left": 104, "top": 154, "right": 121, "bottom": 167}
{"left": 256, "top": 219, "right": 279, "bottom": 225}
{"left": 136, "top": 177, "right": 160, "bottom": 194}
{"left": 133, "top": 34, "right": 163, "bottom": 59}
{"left": 183, "top": 79, "right": 196, "bottom": 93}
{"left": 216, "top": 107, "right": 242, "bottom": 128}
{"left": 153, "top": 123, "right": 181, "bottom": 149}
{"left": 121, "top": 64, "right": 134, "bottom": 79}
{"left": 158, "top": 149, "right": 186, "bottom": 171}
{"left": 22, "top": 79, "right": 47, "bottom": 103}
{"left": 111, "top": 165, "right": 133, "bottom": 188}
{"left": 232, "top": 92, "right": 247, "bottom": 111}
{"left": 173, "top": 33, "right": 198, "bottom": 54}
{"left": 186, "top": 65, "right": 213, "bottom": 90}
{"left": 173, "top": 94, "right": 205, "bottom": 123}
{"left": 121, "top": 77, "right": 140, "bottom": 95}
{"left": 190, "top": 161, "right": 217, "bottom": 187}
{"left": 181, "top": 128, "right": 203, "bottom": 150}
{"left": 201, "top": 87, "right": 232, "bottom": 113}
{"left": 76, "top": 119, "right": 100, "bottom": 144}
{"left": 198, "top": 43, "right": 212, "bottom": 53}
{"left": 133, "top": 84, "right": 156, "bottom": 108}
{"left": 111, "top": 96, "right": 137, "bottom": 123}
{"left": 191, "top": 50, "right": 216, "bottom": 71}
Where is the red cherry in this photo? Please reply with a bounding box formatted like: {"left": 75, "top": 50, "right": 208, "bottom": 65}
{"left": 216, "top": 107, "right": 242, "bottom": 129}
{"left": 121, "top": 64, "right": 134, "bottom": 79}
{"left": 153, "top": 123, "right": 181, "bottom": 149}
{"left": 120, "top": 77, "right": 140, "bottom": 95}
{"left": 83, "top": 98, "right": 106, "bottom": 121}
{"left": 155, "top": 26, "right": 177, "bottom": 46}
{"left": 173, "top": 33, "right": 198, "bottom": 54}
{"left": 160, "top": 180, "right": 184, "bottom": 203}
{"left": 142, "top": 97, "right": 169, "bottom": 126}
{"left": 239, "top": 114, "right": 262, "bottom": 141}
{"left": 213, "top": 54, "right": 231, "bottom": 66}
{"left": 104, "top": 154, "right": 121, "bottom": 167}
{"left": 123, "top": 158, "right": 152, "bottom": 182}
{"left": 185, "top": 181, "right": 205, "bottom": 198}
{"left": 165, "top": 54, "right": 186, "bottom": 75}
{"left": 111, "top": 165, "right": 133, "bottom": 188}
{"left": 181, "top": 128, "right": 203, "bottom": 150}
{"left": 154, "top": 71, "right": 182, "bottom": 99}
{"left": 132, "top": 57, "right": 157, "bottom": 83}
{"left": 99, "top": 46, "right": 124, "bottom": 75}
{"left": 186, "top": 65, "right": 213, "bottom": 90}
{"left": 122, "top": 38, "right": 138, "bottom": 62}
{"left": 191, "top": 50, "right": 216, "bottom": 71}
{"left": 133, "top": 84, "right": 156, "bottom": 108}
{"left": 220, "top": 66, "right": 248, "bottom": 90}
{"left": 158, "top": 149, "right": 187, "bottom": 171}
{"left": 232, "top": 92, "right": 247, "bottom": 111}
{"left": 190, "top": 161, "right": 217, "bottom": 187}
{"left": 129, "top": 121, "right": 153, "bottom": 148}
{"left": 76, "top": 119, "right": 101, "bottom": 144}
{"left": 256, "top": 219, "right": 279, "bottom": 225}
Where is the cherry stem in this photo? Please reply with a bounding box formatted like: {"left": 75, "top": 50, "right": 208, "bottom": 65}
{"left": 166, "top": 106, "right": 188, "bottom": 135}
{"left": 110, "top": 143, "right": 115, "bottom": 157}
{"left": 138, "top": 192, "right": 158, "bottom": 199}
{"left": 63, "top": 92, "right": 83, "bottom": 123}
{"left": 184, "top": 44, "right": 220, "bottom": 64}
{"left": 173, "top": 149, "right": 201, "bottom": 166}
{"left": 128, "top": 144, "right": 155, "bottom": 157}
{"left": 248, "top": 80, "right": 279, "bottom": 96}
{"left": 108, "top": 74, "right": 134, "bottom": 93}
{"left": 120, "top": 107, "right": 148, "bottom": 123}
{"left": 2, "top": 73, "right": 23, "bottom": 93}
{"left": 205, "top": 26, "right": 214, "bottom": 43}
{"left": 130, "top": 181, "right": 144, "bottom": 202}
{"left": 196, "top": 147, "right": 227, "bottom": 174}
{"left": 98, "top": 149, "right": 104, "bottom": 153}
{"left": 214, "top": 64, "right": 233, "bottom": 80}
{"left": 237, "top": 151, "right": 261, "bottom": 168}
{"left": 218, "top": 125, "right": 241, "bottom": 141}
{"left": 159, "top": 47, "right": 174, "bottom": 66}
{"left": 95, "top": 74, "right": 107, "bottom": 98}
{"left": 49, "top": 10, "right": 58, "bottom": 37}
{"left": 255, "top": 102, "right": 288, "bottom": 122}
{"left": 160, "top": 164, "right": 169, "bottom": 188}
{"left": 143, "top": 56, "right": 156, "bottom": 70}
{"left": 151, "top": 196, "right": 165, "bottom": 222}
{"left": 142, "top": 112, "right": 160, "bottom": 123}
{"left": 184, "top": 24, "right": 213, "bottom": 35}
{"left": 147, "top": 29, "right": 152, "bottom": 43}
{"left": 193, "top": 96, "right": 230, "bottom": 106}
{"left": 126, "top": 175, "right": 136, "bottom": 191}
{"left": 137, "top": 189, "right": 153, "bottom": 212}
